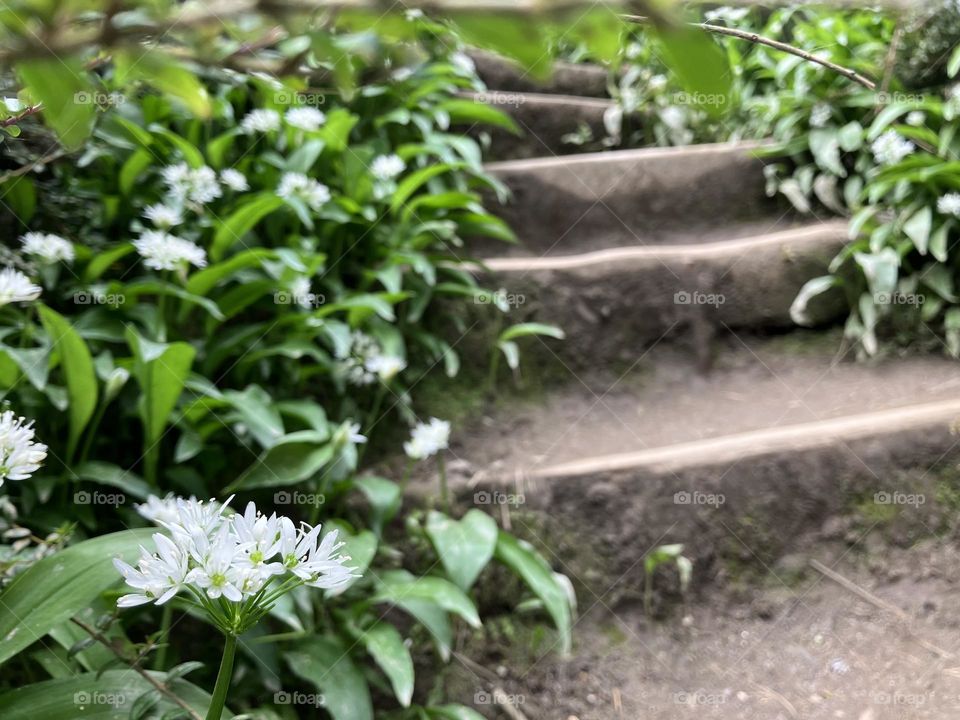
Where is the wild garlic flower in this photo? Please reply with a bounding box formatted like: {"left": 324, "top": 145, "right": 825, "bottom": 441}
{"left": 871, "top": 131, "right": 913, "bottom": 166}
{"left": 0, "top": 411, "right": 47, "bottom": 487}
{"left": 143, "top": 204, "right": 183, "bottom": 229}
{"left": 938, "top": 193, "right": 960, "bottom": 218}
{"left": 285, "top": 107, "right": 326, "bottom": 131}
{"left": 20, "top": 232, "right": 74, "bottom": 264}
{"left": 364, "top": 354, "right": 406, "bottom": 382}
{"left": 220, "top": 168, "right": 249, "bottom": 192}
{"left": 403, "top": 417, "right": 451, "bottom": 460}
{"left": 0, "top": 268, "right": 41, "bottom": 306}
{"left": 370, "top": 154, "right": 405, "bottom": 181}
{"left": 450, "top": 51, "right": 476, "bottom": 77}
{"left": 333, "top": 420, "right": 367, "bottom": 447}
{"left": 116, "top": 496, "right": 355, "bottom": 634}
{"left": 161, "top": 163, "right": 223, "bottom": 205}
{"left": 336, "top": 331, "right": 380, "bottom": 385}
{"left": 241, "top": 108, "right": 281, "bottom": 134}
{"left": 276, "top": 172, "right": 331, "bottom": 211}
{"left": 134, "top": 231, "right": 207, "bottom": 271}
{"left": 906, "top": 111, "right": 926, "bottom": 127}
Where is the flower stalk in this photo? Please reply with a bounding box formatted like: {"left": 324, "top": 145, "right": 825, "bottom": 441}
{"left": 206, "top": 632, "right": 237, "bottom": 720}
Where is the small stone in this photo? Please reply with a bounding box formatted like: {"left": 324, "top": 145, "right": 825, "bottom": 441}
{"left": 681, "top": 614, "right": 694, "bottom": 627}
{"left": 586, "top": 693, "right": 597, "bottom": 705}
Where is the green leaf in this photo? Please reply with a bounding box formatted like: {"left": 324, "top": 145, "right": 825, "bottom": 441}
{"left": 211, "top": 194, "right": 284, "bottom": 261}
{"left": 425, "top": 510, "right": 497, "bottom": 591}
{"left": 222, "top": 385, "right": 285, "bottom": 449}
{"left": 73, "top": 461, "right": 152, "bottom": 500}
{"left": 0, "top": 530, "right": 152, "bottom": 666}
{"left": 375, "top": 576, "right": 481, "bottom": 629}
{"left": 354, "top": 476, "right": 401, "bottom": 534}
{"left": 790, "top": 275, "right": 838, "bottom": 326}
{"left": 17, "top": 58, "right": 95, "bottom": 149}
{"left": 655, "top": 26, "right": 731, "bottom": 117}
{"left": 495, "top": 532, "right": 572, "bottom": 654}
{"left": 359, "top": 623, "right": 414, "bottom": 707}
{"left": 0, "top": 670, "right": 215, "bottom": 719}
{"left": 430, "top": 706, "right": 487, "bottom": 720}
{"left": 436, "top": 98, "right": 520, "bottom": 134}
{"left": 125, "top": 329, "right": 195, "bottom": 453}
{"left": 903, "top": 206, "right": 932, "bottom": 255}
{"left": 38, "top": 304, "right": 98, "bottom": 459}
{"left": 226, "top": 432, "right": 333, "bottom": 491}
{"left": 284, "top": 637, "right": 373, "bottom": 720}
{"left": 391, "top": 163, "right": 464, "bottom": 212}
{"left": 451, "top": 12, "right": 552, "bottom": 79}
{"left": 499, "top": 322, "right": 565, "bottom": 342}
{"left": 931, "top": 221, "right": 951, "bottom": 263}
{"left": 116, "top": 51, "right": 211, "bottom": 118}
{"left": 83, "top": 243, "right": 135, "bottom": 281}
{"left": 808, "top": 129, "right": 845, "bottom": 177}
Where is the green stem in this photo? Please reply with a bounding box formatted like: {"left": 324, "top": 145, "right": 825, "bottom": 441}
{"left": 78, "top": 400, "right": 109, "bottom": 466}
{"left": 399, "top": 457, "right": 415, "bottom": 495}
{"left": 153, "top": 603, "right": 173, "bottom": 670}
{"left": 437, "top": 454, "right": 449, "bottom": 512}
{"left": 206, "top": 633, "right": 237, "bottom": 720}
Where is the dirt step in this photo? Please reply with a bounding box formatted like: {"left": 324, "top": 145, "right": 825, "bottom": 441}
{"left": 468, "top": 48, "right": 610, "bottom": 98}
{"left": 480, "top": 142, "right": 780, "bottom": 255}
{"left": 459, "top": 90, "right": 615, "bottom": 160}
{"left": 476, "top": 222, "right": 847, "bottom": 365}
{"left": 441, "top": 333, "right": 960, "bottom": 598}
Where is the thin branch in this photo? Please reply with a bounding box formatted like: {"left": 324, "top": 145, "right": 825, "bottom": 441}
{"left": 0, "top": 104, "right": 43, "bottom": 128}
{"left": 0, "top": 148, "right": 67, "bottom": 185}
{"left": 70, "top": 618, "right": 204, "bottom": 720}
{"left": 622, "top": 14, "right": 877, "bottom": 90}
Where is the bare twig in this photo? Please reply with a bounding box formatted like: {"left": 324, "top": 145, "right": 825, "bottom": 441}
{"left": 0, "top": 148, "right": 67, "bottom": 185}
{"left": 622, "top": 14, "right": 877, "bottom": 90}
{"left": 70, "top": 618, "right": 204, "bottom": 720}
{"left": 878, "top": 23, "right": 902, "bottom": 97}
{"left": 809, "top": 559, "right": 953, "bottom": 660}
{"left": 0, "top": 104, "right": 43, "bottom": 128}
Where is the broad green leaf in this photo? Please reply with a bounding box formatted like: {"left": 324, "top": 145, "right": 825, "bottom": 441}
{"left": 354, "top": 476, "right": 401, "bottom": 534}
{"left": 38, "top": 304, "right": 98, "bottom": 459}
{"left": 437, "top": 98, "right": 520, "bottom": 134}
{"left": 0, "top": 670, "right": 214, "bottom": 719}
{"left": 83, "top": 244, "right": 135, "bottom": 281}
{"left": 430, "top": 705, "right": 486, "bottom": 720}
{"left": 226, "top": 432, "right": 333, "bottom": 491}
{"left": 495, "top": 532, "right": 571, "bottom": 654}
{"left": 808, "top": 129, "right": 845, "bottom": 177}
{"left": 391, "top": 163, "right": 464, "bottom": 212}
{"left": 358, "top": 622, "right": 414, "bottom": 707}
{"left": 375, "top": 576, "right": 481, "bottom": 629}
{"left": 790, "top": 275, "right": 838, "bottom": 326}
{"left": 0, "top": 530, "right": 152, "bottom": 666}
{"left": 222, "top": 385, "right": 285, "bottom": 449}
{"left": 903, "top": 206, "right": 932, "bottom": 255}
{"left": 425, "top": 510, "right": 497, "bottom": 591}
{"left": 17, "top": 58, "right": 95, "bottom": 149}
{"left": 211, "top": 194, "right": 284, "bottom": 261}
{"left": 655, "top": 26, "right": 731, "bottom": 117}
{"left": 126, "top": 329, "right": 195, "bottom": 453}
{"left": 73, "top": 461, "right": 152, "bottom": 500}
{"left": 451, "top": 13, "right": 552, "bottom": 79}
{"left": 284, "top": 637, "right": 373, "bottom": 720}
{"left": 116, "top": 50, "right": 211, "bottom": 118}
{"left": 186, "top": 248, "right": 275, "bottom": 296}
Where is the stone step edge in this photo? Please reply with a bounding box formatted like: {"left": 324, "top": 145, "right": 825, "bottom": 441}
{"left": 458, "top": 89, "right": 614, "bottom": 109}
{"left": 531, "top": 396, "right": 960, "bottom": 479}
{"left": 476, "top": 221, "right": 848, "bottom": 271}
{"left": 483, "top": 139, "right": 771, "bottom": 173}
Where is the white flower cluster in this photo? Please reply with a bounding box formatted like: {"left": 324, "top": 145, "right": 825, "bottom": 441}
{"left": 371, "top": 154, "right": 405, "bottom": 181}
{"left": 285, "top": 107, "right": 326, "bottom": 132}
{"left": 241, "top": 107, "right": 328, "bottom": 134}
{"left": 277, "top": 172, "right": 331, "bottom": 211}
{"left": 938, "top": 192, "right": 960, "bottom": 218}
{"left": 161, "top": 163, "right": 224, "bottom": 205}
{"left": 871, "top": 130, "right": 914, "bottom": 166}
{"left": 20, "top": 232, "right": 74, "bottom": 264}
{"left": 115, "top": 496, "right": 355, "bottom": 630}
{"left": 134, "top": 230, "right": 207, "bottom": 271}
{"left": 241, "top": 109, "right": 281, "bottom": 134}
{"left": 0, "top": 268, "right": 41, "bottom": 306}
{"left": 335, "top": 331, "right": 406, "bottom": 385}
{"left": 403, "top": 417, "right": 450, "bottom": 459}
{"left": 0, "top": 411, "right": 48, "bottom": 487}
{"left": 809, "top": 103, "right": 832, "bottom": 128}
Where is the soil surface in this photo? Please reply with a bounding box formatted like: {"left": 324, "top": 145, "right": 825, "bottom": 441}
{"left": 448, "top": 534, "right": 960, "bottom": 719}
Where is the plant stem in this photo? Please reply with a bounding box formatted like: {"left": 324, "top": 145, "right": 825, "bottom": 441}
{"left": 153, "top": 603, "right": 173, "bottom": 670}
{"left": 644, "top": 570, "right": 653, "bottom": 618}
{"left": 399, "top": 457, "right": 414, "bottom": 494}
{"left": 206, "top": 633, "right": 237, "bottom": 720}
{"left": 437, "top": 454, "right": 449, "bottom": 512}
